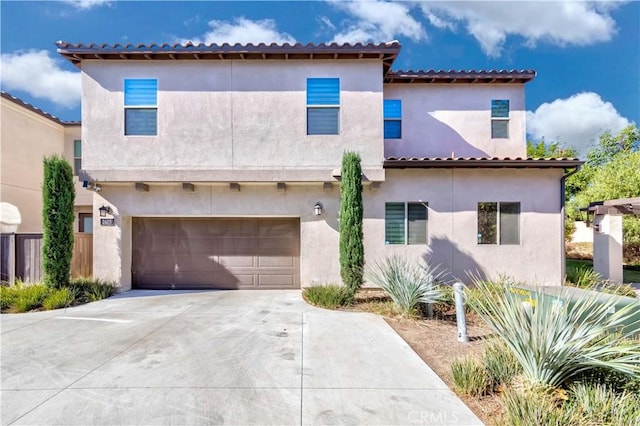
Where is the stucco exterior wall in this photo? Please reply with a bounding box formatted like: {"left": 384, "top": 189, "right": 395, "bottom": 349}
{"left": 95, "top": 168, "right": 564, "bottom": 291}
{"left": 81, "top": 60, "right": 384, "bottom": 182}
{"left": 0, "top": 98, "right": 92, "bottom": 233}
{"left": 367, "top": 169, "right": 564, "bottom": 285}
{"left": 383, "top": 84, "right": 526, "bottom": 158}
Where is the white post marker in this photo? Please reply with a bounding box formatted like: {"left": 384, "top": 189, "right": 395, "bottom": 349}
{"left": 454, "top": 282, "right": 469, "bottom": 343}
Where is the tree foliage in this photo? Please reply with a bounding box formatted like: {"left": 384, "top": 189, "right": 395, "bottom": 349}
{"left": 339, "top": 151, "right": 364, "bottom": 293}
{"left": 526, "top": 140, "right": 577, "bottom": 158}
{"left": 42, "top": 155, "right": 75, "bottom": 288}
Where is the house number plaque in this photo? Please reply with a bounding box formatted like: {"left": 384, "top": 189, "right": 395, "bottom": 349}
{"left": 100, "top": 218, "right": 116, "bottom": 226}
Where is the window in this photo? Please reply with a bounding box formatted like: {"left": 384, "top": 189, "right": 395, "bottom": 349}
{"left": 477, "top": 202, "right": 520, "bottom": 245}
{"left": 124, "top": 79, "right": 157, "bottom": 136}
{"left": 73, "top": 140, "right": 82, "bottom": 175}
{"left": 307, "top": 78, "right": 339, "bottom": 135}
{"left": 491, "top": 99, "right": 509, "bottom": 139}
{"left": 385, "top": 202, "right": 428, "bottom": 245}
{"left": 384, "top": 99, "right": 402, "bottom": 139}
{"left": 79, "top": 213, "right": 93, "bottom": 234}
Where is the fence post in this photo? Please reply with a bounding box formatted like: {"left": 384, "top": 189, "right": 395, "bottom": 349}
{"left": 454, "top": 282, "right": 469, "bottom": 343}
{"left": 9, "top": 234, "right": 16, "bottom": 285}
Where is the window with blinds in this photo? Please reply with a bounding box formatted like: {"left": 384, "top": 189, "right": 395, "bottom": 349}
{"left": 385, "top": 202, "right": 428, "bottom": 245}
{"left": 73, "top": 139, "right": 82, "bottom": 175}
{"left": 477, "top": 201, "right": 520, "bottom": 245}
{"left": 307, "top": 78, "right": 339, "bottom": 135}
{"left": 124, "top": 79, "right": 157, "bottom": 136}
{"left": 491, "top": 99, "right": 509, "bottom": 139}
{"left": 383, "top": 100, "right": 402, "bottom": 139}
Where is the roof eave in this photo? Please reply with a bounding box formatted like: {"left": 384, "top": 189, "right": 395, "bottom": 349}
{"left": 383, "top": 158, "right": 584, "bottom": 169}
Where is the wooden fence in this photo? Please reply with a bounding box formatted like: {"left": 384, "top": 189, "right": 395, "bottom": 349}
{"left": 1, "top": 233, "right": 92, "bottom": 284}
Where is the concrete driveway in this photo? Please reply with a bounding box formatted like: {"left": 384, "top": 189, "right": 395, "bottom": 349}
{"left": 1, "top": 290, "right": 482, "bottom": 425}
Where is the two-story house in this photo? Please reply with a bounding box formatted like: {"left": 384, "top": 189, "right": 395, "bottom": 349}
{"left": 1, "top": 92, "right": 94, "bottom": 281}
{"left": 56, "top": 41, "right": 581, "bottom": 291}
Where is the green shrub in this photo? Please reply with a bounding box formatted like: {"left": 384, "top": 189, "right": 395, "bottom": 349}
{"left": 563, "top": 383, "right": 640, "bottom": 426}
{"left": 11, "top": 285, "right": 51, "bottom": 313}
{"left": 366, "top": 255, "right": 443, "bottom": 315}
{"left": 1, "top": 286, "right": 19, "bottom": 311}
{"left": 42, "top": 288, "right": 74, "bottom": 310}
{"left": 468, "top": 280, "right": 640, "bottom": 388}
{"left": 450, "top": 358, "right": 488, "bottom": 397}
{"left": 565, "top": 264, "right": 601, "bottom": 289}
{"left": 482, "top": 339, "right": 522, "bottom": 390}
{"left": 65, "top": 277, "right": 116, "bottom": 303}
{"left": 502, "top": 385, "right": 574, "bottom": 426}
{"left": 42, "top": 155, "right": 75, "bottom": 288}
{"left": 303, "top": 285, "right": 354, "bottom": 309}
{"left": 600, "top": 282, "right": 637, "bottom": 298}
{"left": 339, "top": 151, "right": 364, "bottom": 293}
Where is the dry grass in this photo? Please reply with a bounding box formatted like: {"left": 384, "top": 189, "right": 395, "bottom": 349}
{"left": 566, "top": 242, "right": 593, "bottom": 260}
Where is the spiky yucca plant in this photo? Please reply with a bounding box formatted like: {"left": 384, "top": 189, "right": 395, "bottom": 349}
{"left": 366, "top": 255, "right": 444, "bottom": 315}
{"left": 468, "top": 280, "right": 640, "bottom": 388}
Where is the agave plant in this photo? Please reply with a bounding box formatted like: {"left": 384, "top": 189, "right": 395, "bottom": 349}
{"left": 468, "top": 280, "right": 640, "bottom": 388}
{"left": 366, "top": 255, "right": 444, "bottom": 314}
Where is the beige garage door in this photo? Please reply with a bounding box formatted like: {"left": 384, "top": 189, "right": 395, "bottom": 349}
{"left": 132, "top": 218, "right": 300, "bottom": 290}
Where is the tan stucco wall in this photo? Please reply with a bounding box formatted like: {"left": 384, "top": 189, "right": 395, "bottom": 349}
{"left": 383, "top": 84, "right": 526, "bottom": 158}
{"left": 94, "top": 168, "right": 564, "bottom": 291}
{"left": 0, "top": 97, "right": 91, "bottom": 233}
{"left": 81, "top": 60, "right": 384, "bottom": 182}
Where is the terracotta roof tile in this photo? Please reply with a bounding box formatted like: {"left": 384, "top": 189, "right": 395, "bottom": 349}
{"left": 1, "top": 91, "right": 80, "bottom": 126}
{"left": 385, "top": 70, "right": 536, "bottom": 84}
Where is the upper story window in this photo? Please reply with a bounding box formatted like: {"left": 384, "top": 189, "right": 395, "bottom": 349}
{"left": 383, "top": 100, "right": 402, "bottom": 139}
{"left": 73, "top": 139, "right": 81, "bottom": 175}
{"left": 491, "top": 99, "right": 509, "bottom": 139}
{"left": 307, "top": 78, "right": 339, "bottom": 135}
{"left": 477, "top": 202, "right": 520, "bottom": 245}
{"left": 124, "top": 79, "right": 157, "bottom": 136}
{"left": 385, "top": 202, "right": 428, "bottom": 245}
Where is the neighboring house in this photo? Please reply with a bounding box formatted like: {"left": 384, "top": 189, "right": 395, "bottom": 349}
{"left": 0, "top": 92, "right": 92, "bottom": 234}
{"left": 56, "top": 41, "right": 582, "bottom": 291}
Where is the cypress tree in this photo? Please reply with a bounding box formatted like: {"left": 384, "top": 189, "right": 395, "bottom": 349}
{"left": 339, "top": 151, "right": 364, "bottom": 293}
{"left": 42, "top": 155, "right": 75, "bottom": 288}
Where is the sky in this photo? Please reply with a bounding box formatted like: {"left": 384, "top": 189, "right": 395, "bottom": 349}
{"left": 1, "top": 0, "right": 638, "bottom": 156}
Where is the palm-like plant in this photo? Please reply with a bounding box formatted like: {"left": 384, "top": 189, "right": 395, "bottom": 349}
{"left": 468, "top": 280, "right": 640, "bottom": 388}
{"left": 366, "top": 255, "right": 444, "bottom": 314}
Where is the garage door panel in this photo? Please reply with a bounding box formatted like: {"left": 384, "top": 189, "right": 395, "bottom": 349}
{"left": 132, "top": 218, "right": 299, "bottom": 289}
{"left": 258, "top": 256, "right": 294, "bottom": 267}
{"left": 258, "top": 274, "right": 295, "bottom": 287}
{"left": 218, "top": 255, "right": 254, "bottom": 268}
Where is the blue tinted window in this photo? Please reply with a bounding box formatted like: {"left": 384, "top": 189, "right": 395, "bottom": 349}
{"left": 307, "top": 108, "right": 339, "bottom": 135}
{"left": 125, "top": 79, "right": 157, "bottom": 106}
{"left": 125, "top": 109, "right": 157, "bottom": 136}
{"left": 384, "top": 120, "right": 401, "bottom": 139}
{"left": 307, "top": 78, "right": 340, "bottom": 105}
{"left": 384, "top": 100, "right": 402, "bottom": 119}
{"left": 491, "top": 100, "right": 509, "bottom": 118}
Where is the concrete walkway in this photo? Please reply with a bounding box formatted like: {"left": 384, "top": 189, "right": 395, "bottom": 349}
{"left": 1, "top": 290, "right": 482, "bottom": 425}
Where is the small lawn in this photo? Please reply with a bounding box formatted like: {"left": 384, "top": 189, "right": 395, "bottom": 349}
{"left": 567, "top": 259, "right": 640, "bottom": 283}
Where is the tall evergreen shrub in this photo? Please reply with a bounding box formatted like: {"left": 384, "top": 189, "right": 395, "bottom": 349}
{"left": 339, "top": 151, "right": 364, "bottom": 292}
{"left": 42, "top": 155, "right": 75, "bottom": 288}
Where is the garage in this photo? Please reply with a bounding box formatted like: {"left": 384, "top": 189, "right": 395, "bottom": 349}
{"left": 132, "top": 217, "right": 300, "bottom": 289}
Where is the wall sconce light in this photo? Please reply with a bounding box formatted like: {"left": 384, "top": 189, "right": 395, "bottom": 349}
{"left": 98, "top": 205, "right": 112, "bottom": 217}
{"left": 314, "top": 202, "right": 323, "bottom": 216}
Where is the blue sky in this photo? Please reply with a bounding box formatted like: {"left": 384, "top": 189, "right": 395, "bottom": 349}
{"left": 1, "top": 0, "right": 638, "bottom": 155}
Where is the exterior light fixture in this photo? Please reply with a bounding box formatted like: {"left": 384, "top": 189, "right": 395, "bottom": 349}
{"left": 98, "top": 205, "right": 112, "bottom": 217}
{"left": 314, "top": 202, "right": 323, "bottom": 216}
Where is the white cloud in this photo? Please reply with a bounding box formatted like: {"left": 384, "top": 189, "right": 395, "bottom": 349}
{"left": 62, "top": 0, "right": 111, "bottom": 10}
{"left": 420, "top": 1, "right": 620, "bottom": 57}
{"left": 180, "top": 17, "right": 296, "bottom": 45}
{"left": 527, "top": 92, "right": 631, "bottom": 156}
{"left": 331, "top": 0, "right": 426, "bottom": 43}
{"left": 1, "top": 50, "right": 80, "bottom": 108}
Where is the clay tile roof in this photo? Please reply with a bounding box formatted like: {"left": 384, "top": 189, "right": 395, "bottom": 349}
{"left": 1, "top": 91, "right": 80, "bottom": 126}
{"left": 385, "top": 69, "right": 536, "bottom": 84}
{"left": 55, "top": 40, "right": 402, "bottom": 74}
{"left": 383, "top": 157, "right": 583, "bottom": 168}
